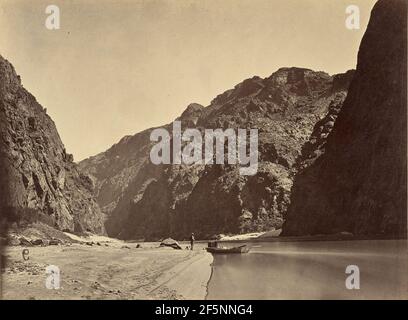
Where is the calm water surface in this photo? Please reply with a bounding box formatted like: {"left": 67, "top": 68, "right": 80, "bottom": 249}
{"left": 206, "top": 240, "right": 408, "bottom": 299}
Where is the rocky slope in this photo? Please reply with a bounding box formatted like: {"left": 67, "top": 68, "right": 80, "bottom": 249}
{"left": 282, "top": 0, "right": 407, "bottom": 238}
{"left": 80, "top": 68, "right": 354, "bottom": 240}
{"left": 0, "top": 55, "right": 105, "bottom": 234}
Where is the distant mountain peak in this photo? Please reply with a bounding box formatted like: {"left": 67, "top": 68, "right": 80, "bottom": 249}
{"left": 80, "top": 66, "right": 354, "bottom": 239}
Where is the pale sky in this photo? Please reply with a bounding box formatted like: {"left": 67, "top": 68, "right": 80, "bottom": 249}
{"left": 0, "top": 0, "right": 377, "bottom": 161}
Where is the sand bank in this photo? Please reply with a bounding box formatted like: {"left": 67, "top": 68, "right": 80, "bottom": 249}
{"left": 1, "top": 242, "right": 213, "bottom": 300}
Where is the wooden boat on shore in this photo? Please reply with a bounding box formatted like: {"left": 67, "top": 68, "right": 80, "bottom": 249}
{"left": 206, "top": 244, "right": 250, "bottom": 254}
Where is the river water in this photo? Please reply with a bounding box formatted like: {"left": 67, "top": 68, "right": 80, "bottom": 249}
{"left": 206, "top": 240, "right": 408, "bottom": 299}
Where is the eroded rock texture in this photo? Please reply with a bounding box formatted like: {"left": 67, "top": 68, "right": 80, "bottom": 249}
{"left": 80, "top": 68, "right": 354, "bottom": 240}
{"left": 0, "top": 56, "right": 105, "bottom": 234}
{"left": 282, "top": 0, "right": 407, "bottom": 238}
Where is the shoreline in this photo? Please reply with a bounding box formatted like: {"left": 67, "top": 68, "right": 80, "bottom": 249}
{"left": 154, "top": 250, "right": 213, "bottom": 300}
{"left": 1, "top": 242, "right": 213, "bottom": 300}
{"left": 2, "top": 229, "right": 404, "bottom": 300}
{"left": 193, "top": 234, "right": 407, "bottom": 244}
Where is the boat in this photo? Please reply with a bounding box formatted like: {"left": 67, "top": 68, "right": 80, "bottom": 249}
{"left": 205, "top": 244, "right": 250, "bottom": 254}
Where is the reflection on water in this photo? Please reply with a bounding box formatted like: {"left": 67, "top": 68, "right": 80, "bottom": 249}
{"left": 206, "top": 240, "right": 408, "bottom": 299}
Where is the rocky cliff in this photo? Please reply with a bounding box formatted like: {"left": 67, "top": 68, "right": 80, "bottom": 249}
{"left": 0, "top": 55, "right": 105, "bottom": 234}
{"left": 282, "top": 0, "right": 407, "bottom": 238}
{"left": 80, "top": 68, "right": 354, "bottom": 240}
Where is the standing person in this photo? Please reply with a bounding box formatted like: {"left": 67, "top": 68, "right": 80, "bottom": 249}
{"left": 190, "top": 233, "right": 195, "bottom": 250}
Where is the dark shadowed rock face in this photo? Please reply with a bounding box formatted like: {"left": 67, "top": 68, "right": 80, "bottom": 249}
{"left": 282, "top": 0, "right": 407, "bottom": 238}
{"left": 80, "top": 67, "right": 354, "bottom": 240}
{"left": 0, "top": 55, "right": 105, "bottom": 234}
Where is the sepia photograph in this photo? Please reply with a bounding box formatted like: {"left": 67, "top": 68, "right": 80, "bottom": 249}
{"left": 0, "top": 0, "right": 406, "bottom": 305}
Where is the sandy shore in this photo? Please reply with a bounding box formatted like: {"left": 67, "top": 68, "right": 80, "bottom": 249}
{"left": 1, "top": 242, "right": 213, "bottom": 300}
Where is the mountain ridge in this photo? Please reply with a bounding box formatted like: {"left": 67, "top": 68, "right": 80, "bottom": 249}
{"left": 282, "top": 0, "right": 407, "bottom": 238}
{"left": 0, "top": 54, "right": 105, "bottom": 235}
{"left": 80, "top": 67, "right": 354, "bottom": 240}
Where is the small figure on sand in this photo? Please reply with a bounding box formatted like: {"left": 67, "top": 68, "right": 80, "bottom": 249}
{"left": 190, "top": 233, "right": 195, "bottom": 250}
